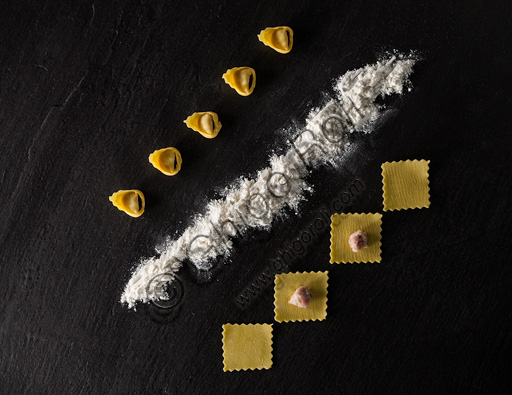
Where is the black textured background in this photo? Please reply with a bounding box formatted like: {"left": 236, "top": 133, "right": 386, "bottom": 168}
{"left": 1, "top": 1, "right": 512, "bottom": 394}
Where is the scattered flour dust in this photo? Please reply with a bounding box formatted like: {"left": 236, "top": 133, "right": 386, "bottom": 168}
{"left": 121, "top": 52, "right": 417, "bottom": 308}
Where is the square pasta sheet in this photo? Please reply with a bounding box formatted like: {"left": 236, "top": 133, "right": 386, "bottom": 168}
{"left": 274, "top": 271, "right": 328, "bottom": 323}
{"left": 381, "top": 159, "right": 431, "bottom": 211}
{"left": 330, "top": 213, "right": 382, "bottom": 264}
{"left": 222, "top": 324, "right": 273, "bottom": 372}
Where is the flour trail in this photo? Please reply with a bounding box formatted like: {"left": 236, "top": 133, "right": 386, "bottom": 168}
{"left": 121, "top": 53, "right": 417, "bottom": 308}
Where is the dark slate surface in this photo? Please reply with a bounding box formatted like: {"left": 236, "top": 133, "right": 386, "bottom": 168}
{"left": 1, "top": 0, "right": 512, "bottom": 394}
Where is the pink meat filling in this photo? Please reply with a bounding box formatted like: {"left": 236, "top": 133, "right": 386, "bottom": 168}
{"left": 288, "top": 286, "right": 313, "bottom": 308}
{"left": 348, "top": 229, "right": 368, "bottom": 252}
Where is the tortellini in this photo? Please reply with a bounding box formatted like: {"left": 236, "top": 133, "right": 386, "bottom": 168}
{"left": 109, "top": 189, "right": 145, "bottom": 218}
{"left": 222, "top": 67, "right": 256, "bottom": 96}
{"left": 257, "top": 26, "right": 293, "bottom": 54}
{"left": 184, "top": 112, "right": 222, "bottom": 139}
{"left": 149, "top": 147, "right": 182, "bottom": 176}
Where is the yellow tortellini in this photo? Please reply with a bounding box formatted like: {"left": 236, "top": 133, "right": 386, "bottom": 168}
{"left": 109, "top": 189, "right": 145, "bottom": 218}
{"left": 149, "top": 147, "right": 182, "bottom": 176}
{"left": 258, "top": 26, "right": 293, "bottom": 54}
{"left": 184, "top": 112, "right": 222, "bottom": 139}
{"left": 222, "top": 67, "right": 256, "bottom": 96}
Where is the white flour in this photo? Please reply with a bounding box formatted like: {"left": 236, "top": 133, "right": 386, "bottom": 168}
{"left": 121, "top": 53, "right": 417, "bottom": 308}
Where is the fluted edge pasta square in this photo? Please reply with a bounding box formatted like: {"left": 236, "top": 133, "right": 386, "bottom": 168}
{"left": 222, "top": 324, "right": 273, "bottom": 372}
{"left": 274, "top": 271, "right": 328, "bottom": 323}
{"left": 382, "top": 159, "right": 430, "bottom": 211}
{"left": 330, "top": 213, "right": 382, "bottom": 263}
